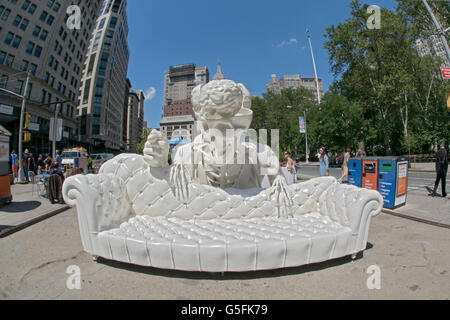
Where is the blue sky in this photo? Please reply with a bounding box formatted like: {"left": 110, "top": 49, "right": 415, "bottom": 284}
{"left": 126, "top": 0, "right": 397, "bottom": 129}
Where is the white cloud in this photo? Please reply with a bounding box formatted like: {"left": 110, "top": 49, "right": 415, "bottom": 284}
{"left": 275, "top": 38, "right": 298, "bottom": 48}
{"left": 144, "top": 87, "right": 156, "bottom": 101}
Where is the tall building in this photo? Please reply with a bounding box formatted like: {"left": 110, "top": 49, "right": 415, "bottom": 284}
{"left": 125, "top": 89, "right": 144, "bottom": 153}
{"left": 213, "top": 59, "right": 225, "bottom": 80}
{"left": 266, "top": 74, "right": 281, "bottom": 95}
{"left": 0, "top": 0, "right": 102, "bottom": 154}
{"left": 266, "top": 74, "right": 324, "bottom": 100}
{"left": 160, "top": 63, "right": 209, "bottom": 141}
{"left": 416, "top": 36, "right": 450, "bottom": 68}
{"left": 78, "top": 0, "right": 130, "bottom": 152}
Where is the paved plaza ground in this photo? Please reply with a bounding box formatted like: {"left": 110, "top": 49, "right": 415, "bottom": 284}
{"left": 0, "top": 206, "right": 449, "bottom": 300}
{"left": 0, "top": 165, "right": 448, "bottom": 300}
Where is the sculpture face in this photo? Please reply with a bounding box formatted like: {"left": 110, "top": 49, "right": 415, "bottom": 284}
{"left": 143, "top": 130, "right": 169, "bottom": 168}
{"left": 193, "top": 80, "right": 253, "bottom": 133}
{"left": 193, "top": 80, "right": 243, "bottom": 120}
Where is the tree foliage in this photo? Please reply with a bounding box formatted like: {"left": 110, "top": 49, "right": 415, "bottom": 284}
{"left": 250, "top": 0, "right": 449, "bottom": 159}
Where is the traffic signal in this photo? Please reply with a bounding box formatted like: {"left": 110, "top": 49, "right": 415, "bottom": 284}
{"left": 23, "top": 131, "right": 31, "bottom": 143}
{"left": 24, "top": 112, "right": 31, "bottom": 130}
{"left": 447, "top": 91, "right": 450, "bottom": 112}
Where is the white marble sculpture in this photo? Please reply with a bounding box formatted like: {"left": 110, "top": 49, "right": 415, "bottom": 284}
{"left": 63, "top": 79, "right": 383, "bottom": 272}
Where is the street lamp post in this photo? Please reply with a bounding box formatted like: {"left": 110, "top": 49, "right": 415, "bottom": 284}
{"left": 52, "top": 103, "right": 62, "bottom": 160}
{"left": 17, "top": 71, "right": 31, "bottom": 183}
{"left": 306, "top": 29, "right": 321, "bottom": 105}
{"left": 304, "top": 111, "right": 309, "bottom": 164}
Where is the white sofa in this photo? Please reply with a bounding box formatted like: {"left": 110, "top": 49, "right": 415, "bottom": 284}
{"left": 63, "top": 154, "right": 383, "bottom": 273}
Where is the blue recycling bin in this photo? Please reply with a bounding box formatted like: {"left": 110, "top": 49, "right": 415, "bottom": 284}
{"left": 348, "top": 158, "right": 362, "bottom": 187}
{"left": 378, "top": 157, "right": 408, "bottom": 209}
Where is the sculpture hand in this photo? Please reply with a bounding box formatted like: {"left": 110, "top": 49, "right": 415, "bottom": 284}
{"left": 269, "top": 175, "right": 294, "bottom": 218}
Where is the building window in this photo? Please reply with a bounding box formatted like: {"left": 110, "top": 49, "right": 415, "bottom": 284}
{"left": 5, "top": 54, "right": 15, "bottom": 66}
{"left": 40, "top": 11, "right": 48, "bottom": 22}
{"left": 1, "top": 9, "right": 11, "bottom": 21}
{"left": 83, "top": 79, "right": 91, "bottom": 104}
{"left": 40, "top": 89, "right": 47, "bottom": 103}
{"left": 0, "top": 51, "right": 6, "bottom": 65}
{"left": 53, "top": 2, "right": 61, "bottom": 12}
{"left": 22, "top": 1, "right": 31, "bottom": 11}
{"left": 15, "top": 80, "right": 24, "bottom": 95}
{"left": 13, "top": 15, "right": 22, "bottom": 27}
{"left": 20, "top": 59, "right": 29, "bottom": 72}
{"left": 28, "top": 4, "right": 36, "bottom": 14}
{"left": 34, "top": 45, "right": 42, "bottom": 58}
{"left": 30, "top": 63, "right": 37, "bottom": 76}
{"left": 94, "top": 78, "right": 104, "bottom": 103}
{"left": 0, "top": 75, "right": 8, "bottom": 89}
{"left": 40, "top": 30, "right": 48, "bottom": 41}
{"left": 20, "top": 18, "right": 29, "bottom": 30}
{"left": 5, "top": 32, "right": 14, "bottom": 45}
{"left": 98, "top": 17, "right": 106, "bottom": 30}
{"left": 109, "top": 17, "right": 118, "bottom": 29}
{"left": 12, "top": 35, "right": 21, "bottom": 48}
{"left": 46, "top": 15, "right": 54, "bottom": 26}
{"left": 32, "top": 26, "right": 41, "bottom": 37}
{"left": 26, "top": 42, "right": 34, "bottom": 54}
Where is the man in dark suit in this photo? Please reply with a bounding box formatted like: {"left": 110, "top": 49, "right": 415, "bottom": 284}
{"left": 431, "top": 141, "right": 448, "bottom": 197}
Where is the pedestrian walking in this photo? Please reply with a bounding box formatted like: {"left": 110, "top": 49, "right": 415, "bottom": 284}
{"left": 44, "top": 155, "right": 52, "bottom": 173}
{"left": 284, "top": 151, "right": 297, "bottom": 185}
{"left": 319, "top": 147, "right": 329, "bottom": 177}
{"left": 338, "top": 148, "right": 351, "bottom": 184}
{"left": 56, "top": 150, "right": 62, "bottom": 167}
{"left": 37, "top": 154, "right": 45, "bottom": 175}
{"left": 27, "top": 153, "right": 36, "bottom": 176}
{"left": 430, "top": 141, "right": 448, "bottom": 198}
{"left": 10, "top": 150, "right": 18, "bottom": 182}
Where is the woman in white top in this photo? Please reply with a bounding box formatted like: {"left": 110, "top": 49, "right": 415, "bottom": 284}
{"left": 284, "top": 151, "right": 297, "bottom": 185}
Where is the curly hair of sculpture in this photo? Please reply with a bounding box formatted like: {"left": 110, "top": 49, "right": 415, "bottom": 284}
{"left": 63, "top": 79, "right": 383, "bottom": 272}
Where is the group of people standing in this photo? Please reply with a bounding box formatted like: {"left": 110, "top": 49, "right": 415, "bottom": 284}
{"left": 283, "top": 147, "right": 353, "bottom": 185}
{"left": 10, "top": 150, "right": 63, "bottom": 183}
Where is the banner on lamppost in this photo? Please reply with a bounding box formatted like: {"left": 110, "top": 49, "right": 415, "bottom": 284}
{"left": 299, "top": 116, "right": 306, "bottom": 133}
{"left": 441, "top": 67, "right": 450, "bottom": 79}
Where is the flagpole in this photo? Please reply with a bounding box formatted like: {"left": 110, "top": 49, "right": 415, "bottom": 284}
{"left": 307, "top": 28, "right": 321, "bottom": 104}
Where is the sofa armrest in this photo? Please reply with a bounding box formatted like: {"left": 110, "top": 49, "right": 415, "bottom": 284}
{"left": 319, "top": 182, "right": 383, "bottom": 253}
{"left": 62, "top": 174, "right": 132, "bottom": 253}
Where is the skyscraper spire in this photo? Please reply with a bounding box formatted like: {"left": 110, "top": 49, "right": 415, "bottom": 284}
{"left": 213, "top": 58, "right": 225, "bottom": 80}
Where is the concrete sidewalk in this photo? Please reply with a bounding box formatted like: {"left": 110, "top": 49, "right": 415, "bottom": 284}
{"left": 0, "top": 183, "right": 69, "bottom": 238}
{"left": 0, "top": 207, "right": 449, "bottom": 299}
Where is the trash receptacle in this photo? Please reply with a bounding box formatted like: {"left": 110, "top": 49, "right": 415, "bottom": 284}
{"left": 0, "top": 125, "right": 13, "bottom": 205}
{"left": 348, "top": 157, "right": 362, "bottom": 187}
{"left": 378, "top": 157, "right": 408, "bottom": 209}
{"left": 362, "top": 157, "right": 379, "bottom": 191}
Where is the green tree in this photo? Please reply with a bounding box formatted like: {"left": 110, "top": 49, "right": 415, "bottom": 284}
{"left": 135, "top": 132, "right": 149, "bottom": 154}
{"left": 324, "top": 0, "right": 449, "bottom": 155}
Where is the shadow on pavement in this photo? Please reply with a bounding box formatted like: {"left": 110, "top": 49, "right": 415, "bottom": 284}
{"left": 95, "top": 243, "right": 373, "bottom": 281}
{"left": 0, "top": 225, "right": 12, "bottom": 232}
{"left": 0, "top": 201, "right": 41, "bottom": 213}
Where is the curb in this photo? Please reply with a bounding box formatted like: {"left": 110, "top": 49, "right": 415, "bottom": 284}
{"left": 0, "top": 205, "right": 71, "bottom": 238}
{"left": 381, "top": 209, "right": 450, "bottom": 229}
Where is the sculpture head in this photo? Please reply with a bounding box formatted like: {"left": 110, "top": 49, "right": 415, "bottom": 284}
{"left": 143, "top": 130, "right": 169, "bottom": 168}
{"left": 192, "top": 80, "right": 253, "bottom": 133}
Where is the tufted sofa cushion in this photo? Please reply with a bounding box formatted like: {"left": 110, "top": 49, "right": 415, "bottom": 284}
{"left": 96, "top": 213, "right": 353, "bottom": 272}
{"left": 99, "top": 153, "right": 338, "bottom": 221}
